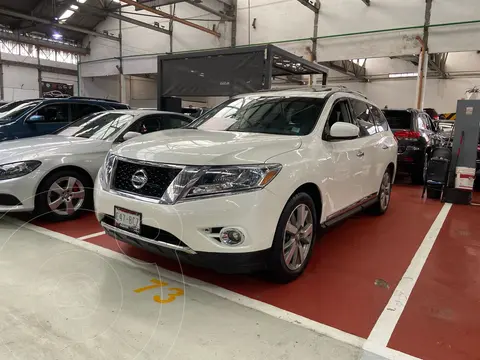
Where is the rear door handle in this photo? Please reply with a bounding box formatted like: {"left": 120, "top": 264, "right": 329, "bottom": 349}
{"left": 356, "top": 150, "right": 364, "bottom": 157}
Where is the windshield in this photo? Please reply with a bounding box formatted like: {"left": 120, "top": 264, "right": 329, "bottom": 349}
{"left": 58, "top": 112, "right": 133, "bottom": 140}
{"left": 190, "top": 96, "right": 325, "bottom": 135}
{"left": 382, "top": 110, "right": 413, "bottom": 130}
{"left": 0, "top": 101, "right": 40, "bottom": 121}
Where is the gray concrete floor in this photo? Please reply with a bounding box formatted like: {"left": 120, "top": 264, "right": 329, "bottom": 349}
{"left": 0, "top": 220, "right": 384, "bottom": 360}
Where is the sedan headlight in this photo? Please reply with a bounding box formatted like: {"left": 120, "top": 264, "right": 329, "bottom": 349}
{"left": 182, "top": 164, "right": 282, "bottom": 200}
{"left": 99, "top": 151, "right": 116, "bottom": 190}
{"left": 0, "top": 160, "right": 41, "bottom": 180}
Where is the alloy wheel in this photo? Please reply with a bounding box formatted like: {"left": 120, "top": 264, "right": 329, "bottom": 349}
{"left": 379, "top": 172, "right": 391, "bottom": 211}
{"left": 47, "top": 176, "right": 85, "bottom": 216}
{"left": 283, "top": 204, "right": 314, "bottom": 271}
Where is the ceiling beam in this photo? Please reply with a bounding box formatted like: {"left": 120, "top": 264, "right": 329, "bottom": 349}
{"left": 0, "top": 31, "right": 89, "bottom": 55}
{"left": 75, "top": 3, "right": 171, "bottom": 35}
{"left": 16, "top": 0, "right": 51, "bottom": 28}
{"left": 428, "top": 53, "right": 449, "bottom": 79}
{"left": 361, "top": 0, "right": 370, "bottom": 5}
{"left": 0, "top": 7, "right": 119, "bottom": 42}
{"left": 0, "top": 59, "right": 77, "bottom": 76}
{"left": 185, "top": 0, "right": 235, "bottom": 21}
{"left": 118, "top": 0, "right": 221, "bottom": 37}
{"left": 126, "top": 0, "right": 234, "bottom": 20}
{"left": 296, "top": 0, "right": 321, "bottom": 13}
{"left": 321, "top": 60, "right": 368, "bottom": 81}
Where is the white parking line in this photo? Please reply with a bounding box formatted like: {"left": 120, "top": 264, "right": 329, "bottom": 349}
{"left": 78, "top": 231, "right": 105, "bottom": 240}
{"left": 4, "top": 215, "right": 433, "bottom": 360}
{"left": 367, "top": 202, "right": 452, "bottom": 347}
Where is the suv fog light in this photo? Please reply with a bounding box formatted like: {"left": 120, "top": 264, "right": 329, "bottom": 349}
{"left": 219, "top": 228, "right": 245, "bottom": 246}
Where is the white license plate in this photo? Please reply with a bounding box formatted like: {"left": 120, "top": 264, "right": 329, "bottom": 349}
{"left": 114, "top": 207, "right": 141, "bottom": 234}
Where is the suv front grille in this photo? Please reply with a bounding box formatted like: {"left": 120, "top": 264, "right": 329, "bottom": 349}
{"left": 112, "top": 159, "right": 181, "bottom": 199}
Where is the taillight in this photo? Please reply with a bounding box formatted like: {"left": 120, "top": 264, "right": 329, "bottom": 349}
{"left": 433, "top": 115, "right": 439, "bottom": 120}
{"left": 394, "top": 130, "right": 421, "bottom": 140}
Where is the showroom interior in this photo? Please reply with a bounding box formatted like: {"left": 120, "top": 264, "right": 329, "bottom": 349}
{"left": 0, "top": 0, "right": 479, "bottom": 359}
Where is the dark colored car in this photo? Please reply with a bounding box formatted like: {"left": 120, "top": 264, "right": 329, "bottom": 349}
{"left": 382, "top": 108, "right": 443, "bottom": 184}
{"left": 0, "top": 97, "right": 129, "bottom": 141}
{"left": 0, "top": 99, "right": 42, "bottom": 114}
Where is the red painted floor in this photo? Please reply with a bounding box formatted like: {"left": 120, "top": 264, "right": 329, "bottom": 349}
{"left": 389, "top": 204, "right": 480, "bottom": 360}
{"left": 33, "top": 211, "right": 103, "bottom": 238}
{"left": 67, "top": 185, "right": 441, "bottom": 339}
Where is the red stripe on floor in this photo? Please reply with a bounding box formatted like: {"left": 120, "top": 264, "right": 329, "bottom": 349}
{"left": 82, "top": 185, "right": 442, "bottom": 338}
{"left": 388, "top": 203, "right": 480, "bottom": 360}
{"left": 33, "top": 212, "right": 103, "bottom": 238}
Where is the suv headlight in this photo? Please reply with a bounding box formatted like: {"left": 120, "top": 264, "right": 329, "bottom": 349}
{"left": 0, "top": 160, "right": 41, "bottom": 180}
{"left": 177, "top": 164, "right": 282, "bottom": 201}
{"left": 99, "top": 151, "right": 116, "bottom": 190}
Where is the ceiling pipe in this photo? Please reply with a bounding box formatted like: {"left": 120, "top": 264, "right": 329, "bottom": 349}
{"left": 118, "top": 0, "right": 221, "bottom": 37}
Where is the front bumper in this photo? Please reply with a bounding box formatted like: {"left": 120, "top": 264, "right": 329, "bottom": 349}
{"left": 396, "top": 148, "right": 424, "bottom": 173}
{"left": 101, "top": 222, "right": 269, "bottom": 273}
{"left": 94, "top": 177, "right": 285, "bottom": 272}
{"left": 0, "top": 175, "right": 38, "bottom": 213}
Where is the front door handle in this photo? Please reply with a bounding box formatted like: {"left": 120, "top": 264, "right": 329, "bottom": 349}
{"left": 356, "top": 150, "right": 365, "bottom": 157}
{"left": 382, "top": 144, "right": 389, "bottom": 150}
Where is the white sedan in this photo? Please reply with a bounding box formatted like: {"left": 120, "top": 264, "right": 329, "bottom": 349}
{"left": 0, "top": 110, "right": 192, "bottom": 221}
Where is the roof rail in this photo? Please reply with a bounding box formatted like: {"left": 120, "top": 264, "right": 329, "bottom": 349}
{"left": 255, "top": 85, "right": 368, "bottom": 99}
{"left": 68, "top": 96, "right": 121, "bottom": 103}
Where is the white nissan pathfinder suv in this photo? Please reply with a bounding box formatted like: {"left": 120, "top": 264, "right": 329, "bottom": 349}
{"left": 95, "top": 88, "right": 397, "bottom": 282}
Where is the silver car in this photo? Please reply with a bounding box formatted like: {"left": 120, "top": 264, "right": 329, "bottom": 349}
{"left": 0, "top": 110, "right": 192, "bottom": 221}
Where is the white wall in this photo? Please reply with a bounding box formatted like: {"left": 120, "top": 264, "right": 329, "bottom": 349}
{"left": 81, "top": 75, "right": 158, "bottom": 107}
{"left": 328, "top": 52, "right": 480, "bottom": 112}
{"left": 81, "top": 75, "right": 120, "bottom": 100}
{"left": 127, "top": 76, "right": 157, "bottom": 108}
{"left": 2, "top": 66, "right": 38, "bottom": 101}
{"left": 0, "top": 49, "right": 78, "bottom": 101}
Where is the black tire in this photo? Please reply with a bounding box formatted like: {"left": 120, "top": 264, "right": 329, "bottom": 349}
{"left": 267, "top": 192, "right": 317, "bottom": 283}
{"left": 368, "top": 169, "right": 392, "bottom": 215}
{"left": 412, "top": 152, "right": 428, "bottom": 185}
{"left": 35, "top": 169, "right": 93, "bottom": 222}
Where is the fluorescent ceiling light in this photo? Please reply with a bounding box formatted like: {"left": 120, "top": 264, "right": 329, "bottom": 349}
{"left": 77, "top": 0, "right": 87, "bottom": 3}
{"left": 52, "top": 32, "right": 63, "bottom": 39}
{"left": 389, "top": 72, "right": 418, "bottom": 78}
{"left": 59, "top": 9, "right": 74, "bottom": 20}
{"left": 70, "top": 4, "right": 79, "bottom": 10}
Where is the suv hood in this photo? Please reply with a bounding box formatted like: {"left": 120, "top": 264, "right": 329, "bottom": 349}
{"left": 0, "top": 135, "right": 110, "bottom": 163}
{"left": 114, "top": 129, "right": 302, "bottom": 165}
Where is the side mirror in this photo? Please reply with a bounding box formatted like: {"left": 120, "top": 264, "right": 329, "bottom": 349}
{"left": 329, "top": 122, "right": 359, "bottom": 140}
{"left": 122, "top": 131, "right": 141, "bottom": 141}
{"left": 26, "top": 115, "right": 45, "bottom": 123}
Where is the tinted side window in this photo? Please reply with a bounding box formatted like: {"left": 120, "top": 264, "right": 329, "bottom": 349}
{"left": 350, "top": 99, "right": 377, "bottom": 136}
{"left": 34, "top": 104, "right": 69, "bottom": 123}
{"left": 138, "top": 116, "right": 162, "bottom": 134}
{"left": 323, "top": 100, "right": 353, "bottom": 139}
{"left": 71, "top": 103, "right": 105, "bottom": 121}
{"left": 371, "top": 106, "right": 389, "bottom": 132}
{"left": 163, "top": 114, "right": 192, "bottom": 129}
